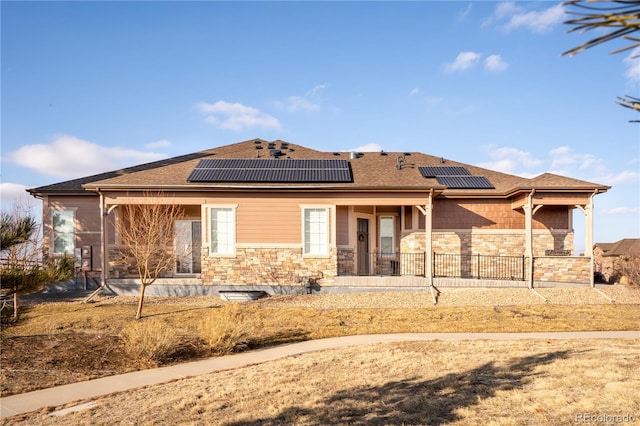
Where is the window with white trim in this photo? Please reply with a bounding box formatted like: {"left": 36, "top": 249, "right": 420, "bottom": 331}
{"left": 379, "top": 216, "right": 395, "bottom": 254}
{"left": 209, "top": 207, "right": 235, "bottom": 255}
{"left": 52, "top": 210, "right": 75, "bottom": 255}
{"left": 303, "top": 208, "right": 328, "bottom": 255}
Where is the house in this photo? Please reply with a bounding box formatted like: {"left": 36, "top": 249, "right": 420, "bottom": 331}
{"left": 28, "top": 139, "right": 610, "bottom": 295}
{"left": 593, "top": 239, "right": 640, "bottom": 284}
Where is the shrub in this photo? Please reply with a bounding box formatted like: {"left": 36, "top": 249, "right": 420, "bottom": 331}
{"left": 119, "top": 319, "right": 178, "bottom": 366}
{"left": 198, "top": 303, "right": 256, "bottom": 355}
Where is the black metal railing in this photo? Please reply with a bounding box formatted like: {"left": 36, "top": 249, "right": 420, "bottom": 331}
{"left": 433, "top": 253, "right": 525, "bottom": 281}
{"left": 356, "top": 252, "right": 425, "bottom": 276}
{"left": 342, "top": 252, "right": 525, "bottom": 280}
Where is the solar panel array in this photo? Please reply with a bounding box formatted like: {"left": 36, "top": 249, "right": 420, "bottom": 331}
{"left": 187, "top": 158, "right": 353, "bottom": 183}
{"left": 435, "top": 175, "right": 494, "bottom": 189}
{"left": 418, "top": 165, "right": 494, "bottom": 189}
{"left": 419, "top": 166, "right": 470, "bottom": 177}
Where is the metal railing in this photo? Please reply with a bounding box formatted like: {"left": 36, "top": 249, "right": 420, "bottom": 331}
{"left": 343, "top": 252, "right": 525, "bottom": 280}
{"left": 356, "top": 252, "right": 425, "bottom": 276}
{"left": 433, "top": 253, "right": 525, "bottom": 281}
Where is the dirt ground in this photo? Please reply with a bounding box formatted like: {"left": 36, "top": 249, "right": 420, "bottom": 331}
{"left": 1, "top": 285, "right": 638, "bottom": 398}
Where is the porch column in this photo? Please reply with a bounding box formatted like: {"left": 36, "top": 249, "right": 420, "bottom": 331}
{"left": 576, "top": 191, "right": 596, "bottom": 287}
{"left": 524, "top": 190, "right": 534, "bottom": 289}
{"left": 424, "top": 190, "right": 434, "bottom": 287}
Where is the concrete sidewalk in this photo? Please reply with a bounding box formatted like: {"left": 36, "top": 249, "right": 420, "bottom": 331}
{"left": 2, "top": 331, "right": 638, "bottom": 418}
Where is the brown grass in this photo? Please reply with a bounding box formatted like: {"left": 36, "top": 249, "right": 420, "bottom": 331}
{"left": 6, "top": 339, "right": 639, "bottom": 425}
{"left": 119, "top": 319, "right": 180, "bottom": 366}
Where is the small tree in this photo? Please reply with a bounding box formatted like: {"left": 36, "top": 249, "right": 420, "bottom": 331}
{"left": 0, "top": 205, "right": 73, "bottom": 320}
{"left": 115, "top": 194, "right": 187, "bottom": 319}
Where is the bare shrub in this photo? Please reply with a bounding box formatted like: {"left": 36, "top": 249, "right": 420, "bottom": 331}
{"left": 198, "top": 304, "right": 256, "bottom": 355}
{"left": 616, "top": 254, "right": 640, "bottom": 287}
{"left": 119, "top": 320, "right": 179, "bottom": 366}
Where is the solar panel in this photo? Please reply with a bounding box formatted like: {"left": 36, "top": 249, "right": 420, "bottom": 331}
{"left": 187, "top": 159, "right": 353, "bottom": 183}
{"left": 419, "top": 166, "right": 470, "bottom": 178}
{"left": 435, "top": 175, "right": 494, "bottom": 189}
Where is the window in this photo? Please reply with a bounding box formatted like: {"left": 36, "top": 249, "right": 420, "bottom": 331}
{"left": 304, "top": 208, "right": 328, "bottom": 255}
{"left": 52, "top": 210, "right": 75, "bottom": 255}
{"left": 175, "top": 220, "right": 202, "bottom": 273}
{"left": 379, "top": 216, "right": 395, "bottom": 254}
{"left": 210, "top": 208, "right": 235, "bottom": 255}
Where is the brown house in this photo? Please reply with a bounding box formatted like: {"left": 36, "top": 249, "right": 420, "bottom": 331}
{"left": 594, "top": 239, "right": 640, "bottom": 284}
{"left": 28, "top": 139, "right": 610, "bottom": 295}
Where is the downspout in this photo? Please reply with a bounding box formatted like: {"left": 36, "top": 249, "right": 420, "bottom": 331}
{"left": 588, "top": 190, "right": 598, "bottom": 288}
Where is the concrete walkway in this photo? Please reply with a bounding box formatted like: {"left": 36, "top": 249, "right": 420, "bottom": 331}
{"left": 1, "top": 331, "right": 638, "bottom": 418}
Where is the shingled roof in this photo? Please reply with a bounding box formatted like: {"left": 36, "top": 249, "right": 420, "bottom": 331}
{"left": 594, "top": 239, "right": 640, "bottom": 257}
{"left": 28, "top": 139, "right": 609, "bottom": 197}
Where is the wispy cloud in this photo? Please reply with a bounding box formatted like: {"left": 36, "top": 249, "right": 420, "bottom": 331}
{"left": 445, "top": 51, "right": 481, "bottom": 72}
{"left": 484, "top": 54, "right": 509, "bottom": 72}
{"left": 196, "top": 100, "right": 282, "bottom": 131}
{"left": 145, "top": 139, "right": 172, "bottom": 149}
{"left": 549, "top": 146, "right": 605, "bottom": 175}
{"left": 275, "top": 84, "right": 327, "bottom": 112}
{"left": 596, "top": 170, "right": 640, "bottom": 185}
{"left": 446, "top": 51, "right": 509, "bottom": 73}
{"left": 409, "top": 87, "right": 420, "bottom": 96}
{"left": 602, "top": 206, "right": 640, "bottom": 215}
{"left": 486, "top": 1, "right": 566, "bottom": 34}
{"left": 458, "top": 3, "right": 473, "bottom": 21}
{"left": 477, "top": 146, "right": 541, "bottom": 175}
{"left": 7, "top": 135, "right": 167, "bottom": 179}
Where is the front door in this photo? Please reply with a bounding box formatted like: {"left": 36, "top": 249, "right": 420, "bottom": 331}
{"left": 357, "top": 218, "right": 370, "bottom": 275}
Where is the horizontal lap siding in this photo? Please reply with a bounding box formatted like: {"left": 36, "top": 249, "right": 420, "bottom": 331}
{"left": 237, "top": 199, "right": 301, "bottom": 244}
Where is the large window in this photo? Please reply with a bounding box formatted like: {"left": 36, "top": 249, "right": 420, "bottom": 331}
{"left": 175, "top": 220, "right": 202, "bottom": 273}
{"left": 210, "top": 207, "right": 235, "bottom": 255}
{"left": 379, "top": 216, "right": 395, "bottom": 254}
{"left": 304, "top": 208, "right": 328, "bottom": 255}
{"left": 52, "top": 210, "right": 75, "bottom": 255}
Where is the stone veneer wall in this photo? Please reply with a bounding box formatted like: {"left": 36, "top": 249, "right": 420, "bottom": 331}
{"left": 401, "top": 230, "right": 574, "bottom": 257}
{"left": 534, "top": 256, "right": 590, "bottom": 283}
{"left": 200, "top": 247, "right": 337, "bottom": 286}
{"left": 338, "top": 248, "right": 355, "bottom": 276}
{"left": 108, "top": 247, "right": 175, "bottom": 279}
{"left": 399, "top": 230, "right": 587, "bottom": 283}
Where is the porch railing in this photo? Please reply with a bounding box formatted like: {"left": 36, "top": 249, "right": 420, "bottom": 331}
{"left": 433, "top": 253, "right": 525, "bottom": 281}
{"left": 345, "top": 252, "right": 525, "bottom": 281}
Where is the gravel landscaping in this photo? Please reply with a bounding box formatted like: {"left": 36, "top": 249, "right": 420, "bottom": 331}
{"left": 22, "top": 284, "right": 639, "bottom": 309}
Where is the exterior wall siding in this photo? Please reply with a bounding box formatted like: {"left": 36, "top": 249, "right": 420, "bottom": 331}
{"left": 533, "top": 256, "right": 590, "bottom": 284}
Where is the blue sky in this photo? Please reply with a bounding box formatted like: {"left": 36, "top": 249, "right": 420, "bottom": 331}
{"left": 1, "top": 1, "right": 639, "bottom": 252}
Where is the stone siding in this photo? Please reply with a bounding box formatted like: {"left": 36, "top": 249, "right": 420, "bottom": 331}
{"left": 533, "top": 256, "right": 590, "bottom": 283}
{"left": 200, "top": 247, "right": 337, "bottom": 286}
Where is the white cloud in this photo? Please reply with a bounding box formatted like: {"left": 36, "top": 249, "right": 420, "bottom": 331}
{"left": 623, "top": 47, "right": 640, "bottom": 82}
{"left": 477, "top": 146, "right": 541, "bottom": 174}
{"left": 409, "top": 87, "right": 420, "bottom": 96}
{"left": 7, "top": 135, "right": 167, "bottom": 179}
{"left": 598, "top": 170, "right": 640, "bottom": 185}
{"left": 602, "top": 206, "right": 640, "bottom": 215}
{"left": 488, "top": 2, "right": 565, "bottom": 34}
{"left": 458, "top": 3, "right": 473, "bottom": 21}
{"left": 445, "top": 51, "right": 481, "bottom": 72}
{"left": 484, "top": 54, "right": 509, "bottom": 72}
{"left": 0, "top": 183, "right": 31, "bottom": 207}
{"left": 145, "top": 139, "right": 172, "bottom": 149}
{"left": 196, "top": 100, "right": 282, "bottom": 131}
{"left": 345, "top": 143, "right": 384, "bottom": 153}
{"left": 549, "top": 146, "right": 605, "bottom": 174}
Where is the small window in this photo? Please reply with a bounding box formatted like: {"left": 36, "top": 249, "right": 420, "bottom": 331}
{"left": 52, "top": 210, "right": 75, "bottom": 255}
{"left": 304, "top": 208, "right": 328, "bottom": 255}
{"left": 210, "top": 207, "right": 235, "bottom": 255}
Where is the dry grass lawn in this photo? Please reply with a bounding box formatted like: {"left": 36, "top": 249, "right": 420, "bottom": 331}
{"left": 6, "top": 338, "right": 639, "bottom": 425}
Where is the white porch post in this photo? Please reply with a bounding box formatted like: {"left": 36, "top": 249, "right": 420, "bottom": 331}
{"left": 425, "top": 190, "right": 434, "bottom": 287}
{"left": 524, "top": 190, "right": 534, "bottom": 289}
{"left": 577, "top": 191, "right": 596, "bottom": 287}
